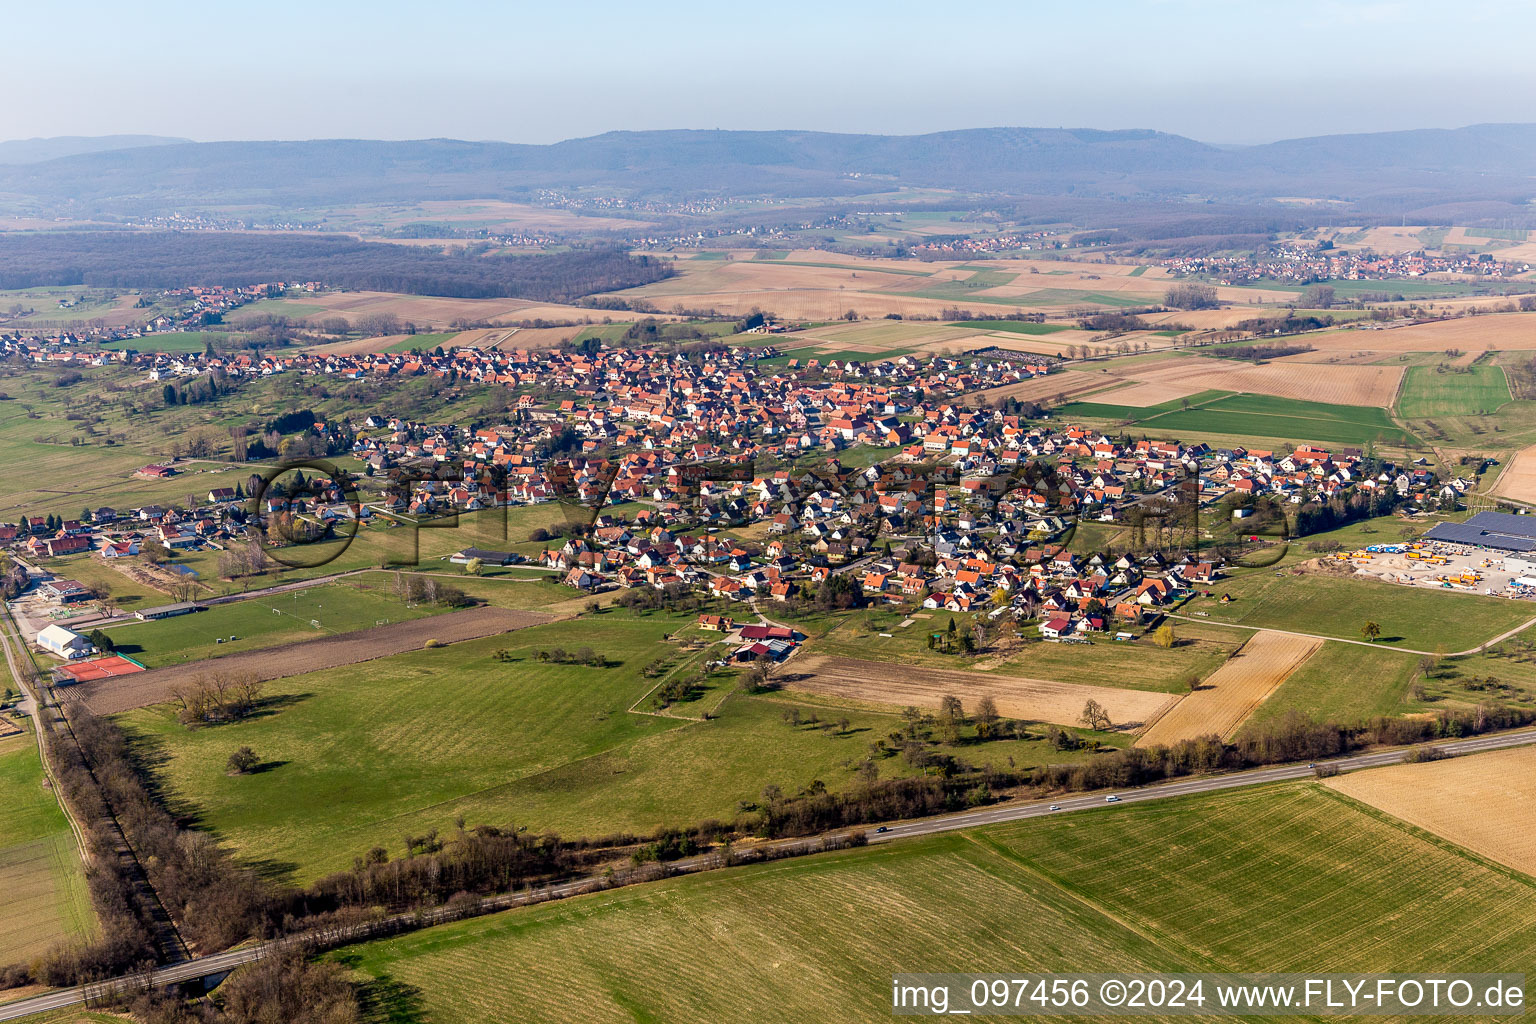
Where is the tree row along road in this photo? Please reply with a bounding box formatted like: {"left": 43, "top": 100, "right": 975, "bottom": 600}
{"left": 3, "top": 725, "right": 1535, "bottom": 1022}
{"left": 0, "top": 604, "right": 191, "bottom": 965}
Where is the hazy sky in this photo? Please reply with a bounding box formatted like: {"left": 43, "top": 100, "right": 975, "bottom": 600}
{"left": 5, "top": 0, "right": 1533, "bottom": 145}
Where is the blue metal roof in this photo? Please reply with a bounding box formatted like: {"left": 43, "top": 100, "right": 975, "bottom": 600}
{"left": 1423, "top": 510, "right": 1536, "bottom": 551}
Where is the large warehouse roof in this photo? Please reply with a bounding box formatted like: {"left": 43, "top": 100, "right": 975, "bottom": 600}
{"left": 1423, "top": 510, "right": 1536, "bottom": 552}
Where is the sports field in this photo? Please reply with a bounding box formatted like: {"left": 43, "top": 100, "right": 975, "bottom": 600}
{"left": 338, "top": 785, "right": 1536, "bottom": 1023}
{"left": 103, "top": 580, "right": 443, "bottom": 667}
{"left": 0, "top": 733, "right": 94, "bottom": 965}
{"left": 115, "top": 613, "right": 1107, "bottom": 882}
{"left": 1398, "top": 364, "right": 1511, "bottom": 417}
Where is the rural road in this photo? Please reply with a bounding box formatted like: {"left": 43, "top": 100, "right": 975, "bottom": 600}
{"left": 1165, "top": 611, "right": 1536, "bottom": 658}
{"left": 5, "top": 725, "right": 1536, "bottom": 1022}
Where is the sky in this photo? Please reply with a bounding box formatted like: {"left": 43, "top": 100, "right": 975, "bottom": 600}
{"left": 4, "top": 0, "right": 1534, "bottom": 146}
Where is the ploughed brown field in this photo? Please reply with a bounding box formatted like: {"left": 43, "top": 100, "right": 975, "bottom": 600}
{"left": 964, "top": 369, "right": 1116, "bottom": 406}
{"left": 1134, "top": 630, "right": 1321, "bottom": 747}
{"left": 65, "top": 606, "right": 551, "bottom": 714}
{"left": 1326, "top": 746, "right": 1536, "bottom": 876}
{"left": 784, "top": 654, "right": 1178, "bottom": 732}
{"left": 1106, "top": 355, "right": 1404, "bottom": 407}
{"left": 1493, "top": 443, "right": 1536, "bottom": 504}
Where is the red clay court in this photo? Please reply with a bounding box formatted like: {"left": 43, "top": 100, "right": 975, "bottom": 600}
{"left": 53, "top": 655, "right": 147, "bottom": 684}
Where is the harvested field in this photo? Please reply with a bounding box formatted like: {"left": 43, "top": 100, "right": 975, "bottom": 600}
{"left": 68, "top": 606, "right": 551, "bottom": 714}
{"left": 1493, "top": 443, "right": 1536, "bottom": 504}
{"left": 1134, "top": 631, "right": 1321, "bottom": 747}
{"left": 1085, "top": 379, "right": 1205, "bottom": 407}
{"left": 1113, "top": 355, "right": 1404, "bottom": 407}
{"left": 789, "top": 320, "right": 990, "bottom": 354}
{"left": 1309, "top": 314, "right": 1536, "bottom": 356}
{"left": 964, "top": 369, "right": 1117, "bottom": 406}
{"left": 785, "top": 654, "right": 1178, "bottom": 732}
{"left": 233, "top": 291, "right": 621, "bottom": 330}
{"left": 1325, "top": 745, "right": 1536, "bottom": 876}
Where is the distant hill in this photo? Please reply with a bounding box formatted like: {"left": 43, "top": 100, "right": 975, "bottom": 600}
{"left": 0, "top": 124, "right": 1532, "bottom": 222}
{"left": 0, "top": 135, "right": 190, "bottom": 165}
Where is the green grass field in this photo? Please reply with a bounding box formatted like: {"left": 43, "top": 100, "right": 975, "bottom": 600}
{"left": 338, "top": 783, "right": 1536, "bottom": 1023}
{"left": 1398, "top": 365, "right": 1512, "bottom": 418}
{"left": 1055, "top": 388, "right": 1229, "bottom": 420}
{"left": 1136, "top": 393, "right": 1418, "bottom": 447}
{"left": 948, "top": 319, "right": 1072, "bottom": 335}
{"left": 809, "top": 611, "right": 1246, "bottom": 693}
{"left": 117, "top": 610, "right": 1111, "bottom": 883}
{"left": 100, "top": 331, "right": 228, "bottom": 353}
{"left": 0, "top": 733, "right": 94, "bottom": 965}
{"left": 1182, "top": 569, "right": 1535, "bottom": 651}
{"left": 382, "top": 331, "right": 459, "bottom": 354}
{"left": 102, "top": 580, "right": 444, "bottom": 667}
{"left": 1244, "top": 641, "right": 1422, "bottom": 726}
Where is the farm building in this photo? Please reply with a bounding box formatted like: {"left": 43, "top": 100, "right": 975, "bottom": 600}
{"left": 1424, "top": 511, "right": 1536, "bottom": 552}
{"left": 37, "top": 625, "right": 94, "bottom": 660}
{"left": 135, "top": 601, "right": 205, "bottom": 621}
{"left": 449, "top": 547, "right": 522, "bottom": 566}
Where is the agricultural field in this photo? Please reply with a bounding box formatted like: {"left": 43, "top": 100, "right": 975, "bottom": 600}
{"left": 1053, "top": 388, "right": 1228, "bottom": 420}
{"left": 787, "top": 653, "right": 1178, "bottom": 732}
{"left": 0, "top": 732, "right": 94, "bottom": 965}
{"left": 949, "top": 319, "right": 1071, "bottom": 335}
{"left": 783, "top": 319, "right": 988, "bottom": 356}
{"left": 964, "top": 369, "right": 1117, "bottom": 406}
{"left": 1326, "top": 745, "right": 1536, "bottom": 876}
{"left": 1136, "top": 393, "right": 1417, "bottom": 447}
{"left": 1398, "top": 364, "right": 1511, "bottom": 418}
{"left": 1493, "top": 443, "right": 1536, "bottom": 505}
{"left": 1311, "top": 313, "right": 1536, "bottom": 357}
{"left": 1105, "top": 354, "right": 1406, "bottom": 410}
{"left": 114, "top": 612, "right": 1110, "bottom": 882}
{"left": 1134, "top": 631, "right": 1320, "bottom": 746}
{"left": 1180, "top": 567, "right": 1536, "bottom": 651}
{"left": 226, "top": 290, "right": 613, "bottom": 331}
{"left": 337, "top": 784, "right": 1536, "bottom": 1023}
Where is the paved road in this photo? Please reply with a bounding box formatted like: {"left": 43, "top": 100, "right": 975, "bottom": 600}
{"left": 5, "top": 725, "right": 1535, "bottom": 1022}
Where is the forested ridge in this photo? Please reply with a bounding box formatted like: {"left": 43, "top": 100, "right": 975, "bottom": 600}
{"left": 0, "top": 232, "right": 672, "bottom": 300}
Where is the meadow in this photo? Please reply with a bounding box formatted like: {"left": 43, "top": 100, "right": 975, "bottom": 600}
{"left": 1397, "top": 364, "right": 1512, "bottom": 418}
{"left": 336, "top": 784, "right": 1536, "bottom": 1023}
{"left": 808, "top": 610, "right": 1246, "bottom": 694}
{"left": 0, "top": 733, "right": 94, "bottom": 965}
{"left": 1181, "top": 568, "right": 1535, "bottom": 651}
{"left": 99, "top": 331, "right": 228, "bottom": 353}
{"left": 118, "top": 610, "right": 1108, "bottom": 883}
{"left": 1242, "top": 640, "right": 1421, "bottom": 727}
